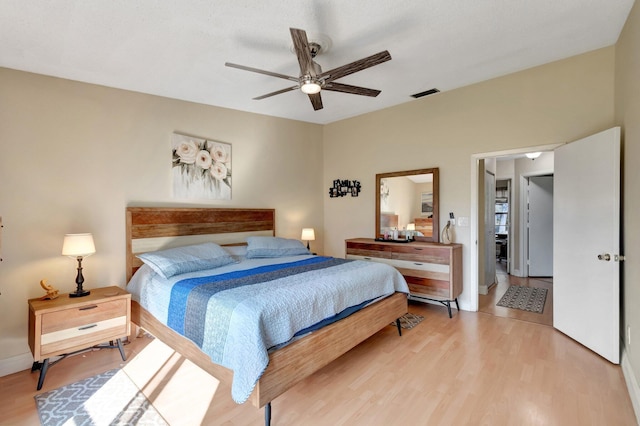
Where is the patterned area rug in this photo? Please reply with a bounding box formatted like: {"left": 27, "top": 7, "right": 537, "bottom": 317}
{"left": 496, "top": 285, "right": 548, "bottom": 314}
{"left": 35, "top": 369, "right": 167, "bottom": 426}
{"left": 394, "top": 312, "right": 425, "bottom": 329}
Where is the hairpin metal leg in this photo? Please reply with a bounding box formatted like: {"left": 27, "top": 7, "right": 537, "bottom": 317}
{"left": 94, "top": 338, "right": 127, "bottom": 361}
{"left": 116, "top": 338, "right": 126, "bottom": 361}
{"left": 265, "top": 402, "right": 271, "bottom": 426}
{"left": 34, "top": 358, "right": 50, "bottom": 390}
{"left": 395, "top": 318, "right": 402, "bottom": 336}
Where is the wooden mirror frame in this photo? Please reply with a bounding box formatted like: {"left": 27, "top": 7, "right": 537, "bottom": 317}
{"left": 375, "top": 168, "right": 440, "bottom": 242}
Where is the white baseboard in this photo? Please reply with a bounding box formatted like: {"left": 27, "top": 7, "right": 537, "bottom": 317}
{"left": 0, "top": 351, "right": 34, "bottom": 377}
{"left": 621, "top": 343, "right": 640, "bottom": 425}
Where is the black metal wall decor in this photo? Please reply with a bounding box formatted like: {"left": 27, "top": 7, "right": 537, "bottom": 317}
{"left": 329, "top": 179, "right": 361, "bottom": 198}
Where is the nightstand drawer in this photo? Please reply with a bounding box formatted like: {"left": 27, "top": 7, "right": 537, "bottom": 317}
{"left": 40, "top": 315, "right": 128, "bottom": 355}
{"left": 41, "top": 299, "right": 127, "bottom": 334}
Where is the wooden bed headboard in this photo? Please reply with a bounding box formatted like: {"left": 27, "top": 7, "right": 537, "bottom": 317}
{"left": 125, "top": 207, "right": 275, "bottom": 282}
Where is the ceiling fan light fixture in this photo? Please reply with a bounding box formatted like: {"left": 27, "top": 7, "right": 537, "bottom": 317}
{"left": 300, "top": 80, "right": 322, "bottom": 94}
{"left": 526, "top": 152, "right": 542, "bottom": 159}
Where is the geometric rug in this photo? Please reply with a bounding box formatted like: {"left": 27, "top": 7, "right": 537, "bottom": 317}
{"left": 34, "top": 369, "right": 168, "bottom": 426}
{"left": 496, "top": 285, "right": 548, "bottom": 314}
{"left": 395, "top": 312, "right": 425, "bottom": 329}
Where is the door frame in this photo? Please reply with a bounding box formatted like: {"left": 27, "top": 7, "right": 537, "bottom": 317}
{"left": 469, "top": 143, "right": 561, "bottom": 311}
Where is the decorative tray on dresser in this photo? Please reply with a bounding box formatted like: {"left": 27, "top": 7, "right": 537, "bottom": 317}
{"left": 346, "top": 238, "right": 463, "bottom": 317}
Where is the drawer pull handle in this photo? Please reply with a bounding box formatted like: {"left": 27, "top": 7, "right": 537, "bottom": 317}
{"left": 414, "top": 263, "right": 424, "bottom": 266}
{"left": 79, "top": 305, "right": 98, "bottom": 311}
{"left": 78, "top": 324, "right": 97, "bottom": 331}
{"left": 363, "top": 257, "right": 372, "bottom": 260}
{"left": 413, "top": 248, "right": 423, "bottom": 251}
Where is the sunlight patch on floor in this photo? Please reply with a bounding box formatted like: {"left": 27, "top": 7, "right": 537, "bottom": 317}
{"left": 122, "top": 337, "right": 220, "bottom": 425}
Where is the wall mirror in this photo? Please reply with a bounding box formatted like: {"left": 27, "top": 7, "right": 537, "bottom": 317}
{"left": 376, "top": 168, "right": 439, "bottom": 242}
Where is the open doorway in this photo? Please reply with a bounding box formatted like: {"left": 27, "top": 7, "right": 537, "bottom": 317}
{"left": 476, "top": 152, "right": 555, "bottom": 326}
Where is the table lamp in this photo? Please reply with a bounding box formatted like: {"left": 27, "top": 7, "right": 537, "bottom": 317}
{"left": 62, "top": 233, "right": 95, "bottom": 298}
{"left": 301, "top": 228, "right": 315, "bottom": 250}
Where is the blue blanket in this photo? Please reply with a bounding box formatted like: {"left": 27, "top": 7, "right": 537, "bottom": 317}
{"left": 132, "top": 256, "right": 408, "bottom": 403}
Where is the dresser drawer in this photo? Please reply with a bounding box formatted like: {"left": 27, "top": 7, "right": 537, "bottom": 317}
{"left": 348, "top": 252, "right": 446, "bottom": 271}
{"left": 347, "top": 253, "right": 394, "bottom": 265}
{"left": 345, "top": 242, "right": 392, "bottom": 259}
{"left": 350, "top": 254, "right": 451, "bottom": 299}
{"left": 407, "top": 280, "right": 451, "bottom": 299}
{"left": 390, "top": 245, "right": 451, "bottom": 264}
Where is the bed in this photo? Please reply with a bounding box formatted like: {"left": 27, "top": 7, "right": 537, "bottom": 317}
{"left": 125, "top": 207, "right": 409, "bottom": 425}
{"left": 414, "top": 217, "right": 433, "bottom": 237}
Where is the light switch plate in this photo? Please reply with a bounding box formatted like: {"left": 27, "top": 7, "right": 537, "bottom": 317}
{"left": 457, "top": 217, "right": 469, "bottom": 227}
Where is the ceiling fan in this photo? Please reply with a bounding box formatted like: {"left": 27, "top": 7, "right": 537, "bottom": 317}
{"left": 225, "top": 28, "right": 391, "bottom": 111}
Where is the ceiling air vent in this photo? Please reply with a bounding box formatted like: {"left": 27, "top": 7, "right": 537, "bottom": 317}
{"left": 411, "top": 88, "right": 440, "bottom": 98}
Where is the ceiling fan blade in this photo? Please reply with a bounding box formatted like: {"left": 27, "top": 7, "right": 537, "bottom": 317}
{"left": 253, "top": 85, "right": 299, "bottom": 100}
{"left": 225, "top": 62, "right": 298, "bottom": 82}
{"left": 308, "top": 92, "right": 323, "bottom": 110}
{"left": 320, "top": 50, "right": 391, "bottom": 82}
{"left": 323, "top": 82, "right": 381, "bottom": 97}
{"left": 290, "top": 28, "right": 316, "bottom": 77}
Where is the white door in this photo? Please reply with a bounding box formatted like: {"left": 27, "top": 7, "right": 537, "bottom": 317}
{"left": 528, "top": 175, "right": 553, "bottom": 276}
{"left": 554, "top": 127, "right": 621, "bottom": 364}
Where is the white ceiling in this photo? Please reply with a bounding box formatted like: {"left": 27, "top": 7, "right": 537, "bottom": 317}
{"left": 0, "top": 0, "right": 635, "bottom": 125}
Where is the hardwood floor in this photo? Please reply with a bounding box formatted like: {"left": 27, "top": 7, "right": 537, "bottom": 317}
{"left": 479, "top": 261, "right": 553, "bottom": 326}
{"left": 1, "top": 301, "right": 636, "bottom": 425}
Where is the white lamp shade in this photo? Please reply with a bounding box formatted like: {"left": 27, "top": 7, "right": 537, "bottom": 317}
{"left": 301, "top": 228, "right": 316, "bottom": 241}
{"left": 406, "top": 223, "right": 416, "bottom": 231}
{"left": 62, "top": 233, "right": 96, "bottom": 257}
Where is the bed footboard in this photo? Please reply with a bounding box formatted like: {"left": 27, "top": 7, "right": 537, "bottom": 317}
{"left": 130, "top": 292, "right": 408, "bottom": 409}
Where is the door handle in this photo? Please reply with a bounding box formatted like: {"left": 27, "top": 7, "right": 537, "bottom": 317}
{"left": 598, "top": 253, "right": 611, "bottom": 261}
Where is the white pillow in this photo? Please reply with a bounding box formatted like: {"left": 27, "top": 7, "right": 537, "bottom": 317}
{"left": 136, "top": 242, "right": 237, "bottom": 279}
{"left": 245, "top": 236, "right": 310, "bottom": 258}
{"left": 223, "top": 245, "right": 248, "bottom": 257}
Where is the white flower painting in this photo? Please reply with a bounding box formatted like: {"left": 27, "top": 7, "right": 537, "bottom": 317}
{"left": 172, "top": 133, "right": 231, "bottom": 200}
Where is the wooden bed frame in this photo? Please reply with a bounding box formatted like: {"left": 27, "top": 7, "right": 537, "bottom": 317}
{"left": 125, "top": 207, "right": 408, "bottom": 423}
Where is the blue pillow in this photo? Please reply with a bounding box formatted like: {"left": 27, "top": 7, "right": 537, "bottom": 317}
{"left": 246, "top": 236, "right": 310, "bottom": 258}
{"left": 136, "top": 242, "right": 237, "bottom": 278}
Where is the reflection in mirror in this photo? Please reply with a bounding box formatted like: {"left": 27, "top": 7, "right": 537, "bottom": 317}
{"left": 375, "top": 168, "right": 439, "bottom": 242}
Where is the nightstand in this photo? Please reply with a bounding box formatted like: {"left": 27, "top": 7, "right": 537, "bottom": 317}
{"left": 28, "top": 286, "right": 131, "bottom": 390}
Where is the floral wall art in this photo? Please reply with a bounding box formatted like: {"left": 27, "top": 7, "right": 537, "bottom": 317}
{"left": 172, "top": 133, "right": 232, "bottom": 200}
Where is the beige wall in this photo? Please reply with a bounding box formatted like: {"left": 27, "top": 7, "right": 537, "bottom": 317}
{"left": 323, "top": 47, "right": 615, "bottom": 311}
{"left": 0, "top": 69, "right": 324, "bottom": 364}
{"left": 616, "top": 0, "right": 640, "bottom": 400}
{"left": 0, "top": 35, "right": 631, "bottom": 381}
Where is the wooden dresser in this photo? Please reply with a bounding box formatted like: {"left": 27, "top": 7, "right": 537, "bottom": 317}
{"left": 346, "top": 238, "right": 463, "bottom": 317}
